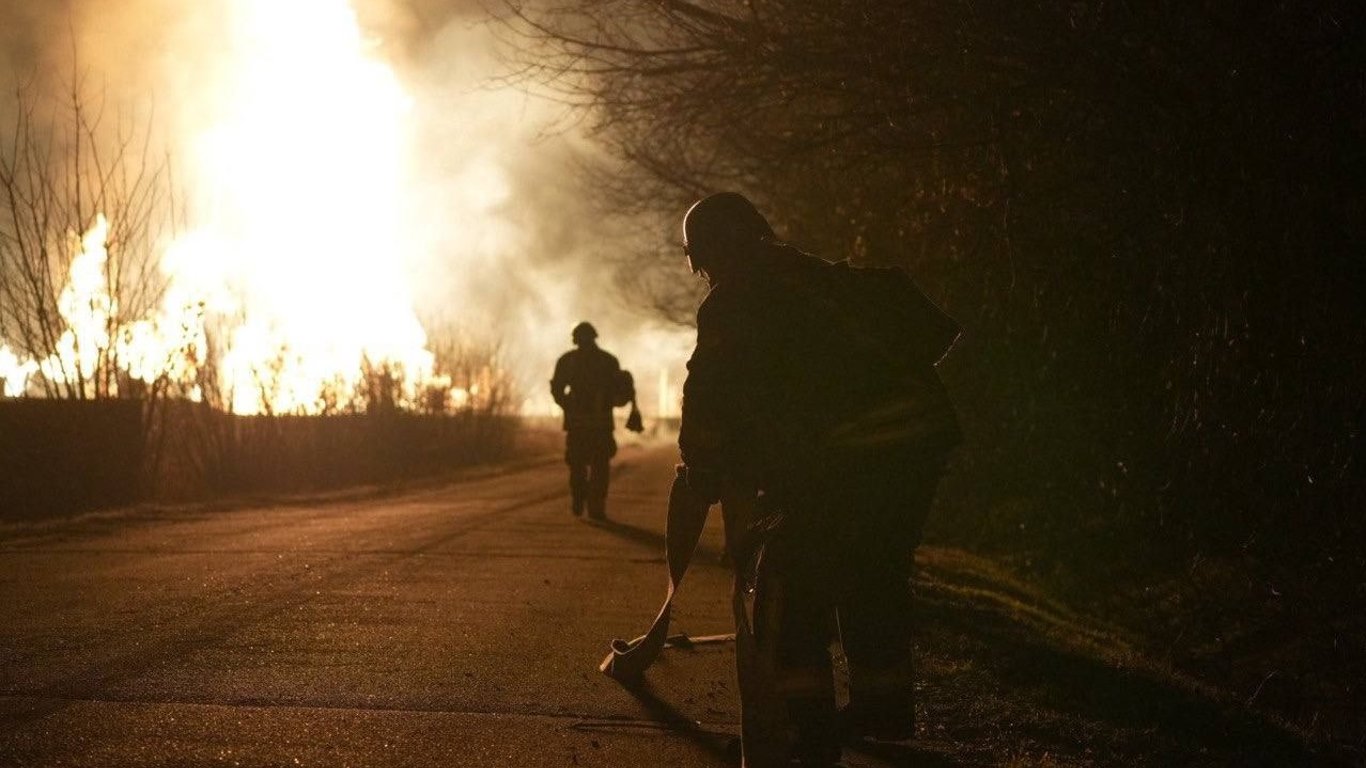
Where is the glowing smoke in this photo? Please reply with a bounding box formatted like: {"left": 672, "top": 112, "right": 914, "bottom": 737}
{"left": 180, "top": 0, "right": 436, "bottom": 413}
{"left": 0, "top": 0, "right": 693, "bottom": 416}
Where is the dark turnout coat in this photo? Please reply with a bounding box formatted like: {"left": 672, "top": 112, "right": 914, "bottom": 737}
{"left": 551, "top": 345, "right": 622, "bottom": 434}
{"left": 679, "top": 242, "right": 960, "bottom": 496}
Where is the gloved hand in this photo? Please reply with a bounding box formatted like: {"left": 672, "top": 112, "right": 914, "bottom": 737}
{"left": 681, "top": 464, "right": 723, "bottom": 505}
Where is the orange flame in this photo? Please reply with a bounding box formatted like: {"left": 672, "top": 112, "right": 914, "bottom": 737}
{"left": 172, "top": 0, "right": 437, "bottom": 413}
{"left": 1, "top": 0, "right": 464, "bottom": 414}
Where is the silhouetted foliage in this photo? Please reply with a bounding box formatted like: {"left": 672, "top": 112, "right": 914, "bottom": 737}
{"left": 506, "top": 0, "right": 1365, "bottom": 741}
{"left": 0, "top": 74, "right": 184, "bottom": 400}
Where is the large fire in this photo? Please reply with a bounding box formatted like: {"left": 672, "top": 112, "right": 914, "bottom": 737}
{"left": 194, "top": 0, "right": 438, "bottom": 414}
{"left": 0, "top": 0, "right": 451, "bottom": 414}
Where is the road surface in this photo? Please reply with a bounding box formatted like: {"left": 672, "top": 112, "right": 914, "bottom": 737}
{"left": 0, "top": 443, "right": 1315, "bottom": 766}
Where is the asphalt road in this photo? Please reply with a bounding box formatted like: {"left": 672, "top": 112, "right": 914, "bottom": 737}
{"left": 0, "top": 442, "right": 1319, "bottom": 767}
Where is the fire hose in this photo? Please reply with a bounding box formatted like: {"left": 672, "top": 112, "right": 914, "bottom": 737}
{"left": 599, "top": 465, "right": 722, "bottom": 678}
{"left": 598, "top": 466, "right": 791, "bottom": 768}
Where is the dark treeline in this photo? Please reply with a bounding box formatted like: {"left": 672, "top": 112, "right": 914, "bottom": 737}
{"left": 508, "top": 0, "right": 1364, "bottom": 740}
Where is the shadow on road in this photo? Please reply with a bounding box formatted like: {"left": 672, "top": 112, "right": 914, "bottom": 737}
{"left": 615, "top": 678, "right": 737, "bottom": 766}
{"left": 610, "top": 670, "right": 966, "bottom": 768}
{"left": 585, "top": 517, "right": 727, "bottom": 565}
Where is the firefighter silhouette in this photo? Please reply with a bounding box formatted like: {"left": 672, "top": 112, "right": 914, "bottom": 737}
{"left": 550, "top": 322, "right": 634, "bottom": 520}
{"left": 678, "top": 192, "right": 960, "bottom": 766}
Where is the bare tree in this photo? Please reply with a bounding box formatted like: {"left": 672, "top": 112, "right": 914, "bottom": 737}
{"left": 497, "top": 0, "right": 1048, "bottom": 321}
{"left": 0, "top": 70, "right": 185, "bottom": 401}
{"left": 425, "top": 329, "right": 518, "bottom": 418}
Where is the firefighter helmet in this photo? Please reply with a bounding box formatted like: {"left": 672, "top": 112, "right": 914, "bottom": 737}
{"left": 571, "top": 321, "right": 598, "bottom": 346}
{"left": 682, "top": 192, "right": 774, "bottom": 274}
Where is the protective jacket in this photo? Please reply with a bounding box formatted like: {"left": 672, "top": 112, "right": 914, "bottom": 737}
{"left": 679, "top": 241, "right": 960, "bottom": 496}
{"left": 550, "top": 345, "right": 621, "bottom": 433}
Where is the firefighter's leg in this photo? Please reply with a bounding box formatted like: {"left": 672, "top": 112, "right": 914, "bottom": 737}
{"left": 565, "top": 433, "right": 588, "bottom": 517}
{"left": 734, "top": 560, "right": 787, "bottom": 768}
{"left": 587, "top": 453, "right": 610, "bottom": 519}
{"left": 753, "top": 551, "right": 840, "bottom": 766}
{"left": 584, "top": 445, "right": 606, "bottom": 516}
{"left": 584, "top": 432, "right": 615, "bottom": 520}
{"left": 838, "top": 558, "right": 916, "bottom": 741}
{"left": 837, "top": 466, "right": 940, "bottom": 741}
{"left": 567, "top": 459, "right": 587, "bottom": 516}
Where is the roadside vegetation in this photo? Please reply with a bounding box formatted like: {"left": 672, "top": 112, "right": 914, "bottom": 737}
{"left": 503, "top": 0, "right": 1364, "bottom": 753}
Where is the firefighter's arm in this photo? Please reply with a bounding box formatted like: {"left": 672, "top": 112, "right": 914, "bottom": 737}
{"left": 549, "top": 355, "right": 570, "bottom": 408}
{"left": 678, "top": 293, "right": 743, "bottom": 502}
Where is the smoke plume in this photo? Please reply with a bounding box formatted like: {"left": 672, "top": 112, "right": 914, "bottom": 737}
{"left": 0, "top": 0, "right": 693, "bottom": 416}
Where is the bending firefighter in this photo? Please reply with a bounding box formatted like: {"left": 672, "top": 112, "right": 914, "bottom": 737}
{"left": 551, "top": 322, "right": 638, "bottom": 520}
{"left": 678, "top": 193, "right": 961, "bottom": 767}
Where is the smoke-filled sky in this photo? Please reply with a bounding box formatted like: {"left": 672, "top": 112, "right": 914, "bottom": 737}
{"left": 0, "top": 0, "right": 694, "bottom": 415}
